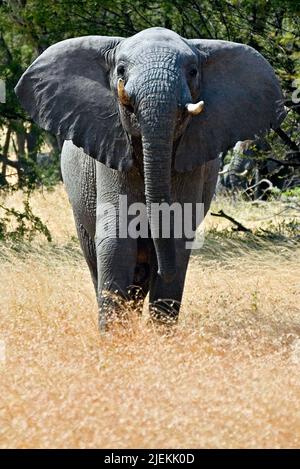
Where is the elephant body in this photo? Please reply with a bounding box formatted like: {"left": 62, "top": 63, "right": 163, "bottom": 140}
{"left": 15, "top": 27, "right": 285, "bottom": 329}
{"left": 61, "top": 140, "right": 219, "bottom": 325}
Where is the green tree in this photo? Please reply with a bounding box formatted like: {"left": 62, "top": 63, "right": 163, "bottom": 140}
{"left": 0, "top": 0, "right": 299, "bottom": 191}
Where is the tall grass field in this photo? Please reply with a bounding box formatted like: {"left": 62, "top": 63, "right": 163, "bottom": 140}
{"left": 0, "top": 186, "right": 299, "bottom": 448}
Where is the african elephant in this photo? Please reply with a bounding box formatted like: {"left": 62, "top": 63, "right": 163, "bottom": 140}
{"left": 15, "top": 27, "right": 285, "bottom": 328}
{"left": 217, "top": 138, "right": 272, "bottom": 196}
{"left": 218, "top": 137, "right": 299, "bottom": 199}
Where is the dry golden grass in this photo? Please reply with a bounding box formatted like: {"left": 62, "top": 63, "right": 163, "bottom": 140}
{"left": 0, "top": 186, "right": 300, "bottom": 448}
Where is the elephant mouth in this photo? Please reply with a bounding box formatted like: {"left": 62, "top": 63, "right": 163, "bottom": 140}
{"left": 118, "top": 102, "right": 141, "bottom": 136}
{"left": 119, "top": 101, "right": 190, "bottom": 141}
{"left": 175, "top": 108, "right": 191, "bottom": 139}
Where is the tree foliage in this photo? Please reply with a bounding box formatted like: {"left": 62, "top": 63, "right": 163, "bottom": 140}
{"left": 0, "top": 0, "right": 299, "bottom": 190}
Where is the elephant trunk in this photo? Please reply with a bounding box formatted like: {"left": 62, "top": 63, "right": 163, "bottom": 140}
{"left": 138, "top": 90, "right": 178, "bottom": 283}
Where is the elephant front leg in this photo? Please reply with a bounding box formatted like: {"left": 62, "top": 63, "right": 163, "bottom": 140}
{"left": 96, "top": 237, "right": 134, "bottom": 330}
{"left": 148, "top": 240, "right": 191, "bottom": 326}
{"left": 96, "top": 237, "right": 150, "bottom": 331}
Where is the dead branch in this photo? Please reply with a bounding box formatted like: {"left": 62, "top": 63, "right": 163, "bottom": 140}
{"left": 210, "top": 209, "right": 251, "bottom": 232}
{"left": 266, "top": 157, "right": 300, "bottom": 167}
{"left": 274, "top": 127, "right": 299, "bottom": 152}
{"left": 0, "top": 153, "right": 22, "bottom": 170}
{"left": 241, "top": 179, "right": 273, "bottom": 200}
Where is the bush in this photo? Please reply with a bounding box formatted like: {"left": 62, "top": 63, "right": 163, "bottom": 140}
{"left": 0, "top": 194, "right": 51, "bottom": 242}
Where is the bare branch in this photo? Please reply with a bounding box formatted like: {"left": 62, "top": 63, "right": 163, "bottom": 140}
{"left": 210, "top": 210, "right": 251, "bottom": 232}
{"left": 275, "top": 128, "right": 299, "bottom": 152}
{"left": 0, "top": 153, "right": 22, "bottom": 170}
{"left": 266, "top": 157, "right": 300, "bottom": 167}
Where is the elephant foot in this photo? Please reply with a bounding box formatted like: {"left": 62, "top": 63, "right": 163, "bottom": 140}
{"left": 98, "top": 291, "right": 130, "bottom": 332}
{"left": 148, "top": 299, "right": 180, "bottom": 327}
{"left": 99, "top": 309, "right": 130, "bottom": 332}
{"left": 98, "top": 288, "right": 145, "bottom": 332}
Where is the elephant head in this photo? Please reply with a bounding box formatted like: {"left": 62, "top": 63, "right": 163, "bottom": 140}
{"left": 15, "top": 27, "right": 285, "bottom": 281}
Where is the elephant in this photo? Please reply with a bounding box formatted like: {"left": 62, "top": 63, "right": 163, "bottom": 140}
{"left": 217, "top": 137, "right": 299, "bottom": 199}
{"left": 217, "top": 138, "right": 272, "bottom": 197}
{"left": 15, "top": 27, "right": 285, "bottom": 329}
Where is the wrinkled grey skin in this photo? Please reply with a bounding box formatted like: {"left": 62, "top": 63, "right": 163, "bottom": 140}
{"left": 15, "top": 27, "right": 285, "bottom": 328}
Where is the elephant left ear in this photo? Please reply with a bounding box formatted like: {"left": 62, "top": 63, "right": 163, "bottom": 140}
{"left": 175, "top": 39, "right": 286, "bottom": 172}
{"left": 15, "top": 36, "right": 133, "bottom": 171}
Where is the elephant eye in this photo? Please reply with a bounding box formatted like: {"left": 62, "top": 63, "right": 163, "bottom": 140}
{"left": 117, "top": 64, "right": 126, "bottom": 77}
{"left": 189, "top": 68, "right": 198, "bottom": 78}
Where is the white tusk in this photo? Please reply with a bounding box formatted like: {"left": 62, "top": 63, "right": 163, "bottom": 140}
{"left": 185, "top": 100, "right": 204, "bottom": 115}
{"left": 236, "top": 169, "right": 249, "bottom": 177}
{"left": 218, "top": 169, "right": 229, "bottom": 175}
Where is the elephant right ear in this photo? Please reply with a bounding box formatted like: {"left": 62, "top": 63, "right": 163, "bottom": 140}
{"left": 15, "top": 36, "right": 133, "bottom": 171}
{"left": 175, "top": 39, "right": 286, "bottom": 172}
